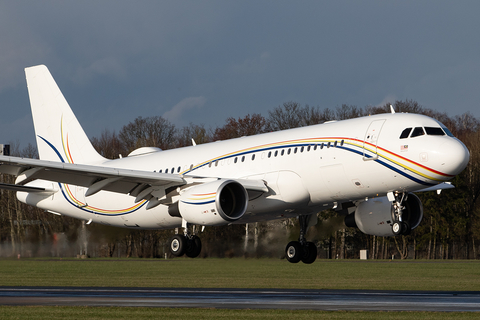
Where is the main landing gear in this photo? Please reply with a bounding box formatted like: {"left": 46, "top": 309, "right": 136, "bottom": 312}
{"left": 391, "top": 192, "right": 411, "bottom": 236}
{"left": 285, "top": 214, "right": 317, "bottom": 264}
{"left": 169, "top": 222, "right": 202, "bottom": 258}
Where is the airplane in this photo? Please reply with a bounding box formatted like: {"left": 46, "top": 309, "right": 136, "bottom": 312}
{"left": 0, "top": 65, "right": 470, "bottom": 264}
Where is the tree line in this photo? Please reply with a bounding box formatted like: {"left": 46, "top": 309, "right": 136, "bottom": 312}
{"left": 1, "top": 100, "right": 479, "bottom": 260}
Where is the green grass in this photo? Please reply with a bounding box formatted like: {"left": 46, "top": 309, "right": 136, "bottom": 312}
{"left": 0, "top": 258, "right": 479, "bottom": 291}
{"left": 1, "top": 258, "right": 479, "bottom": 318}
{"left": 0, "top": 306, "right": 478, "bottom": 320}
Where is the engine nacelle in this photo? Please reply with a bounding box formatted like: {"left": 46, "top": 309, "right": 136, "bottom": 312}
{"left": 344, "top": 193, "right": 423, "bottom": 237}
{"left": 175, "top": 179, "right": 248, "bottom": 226}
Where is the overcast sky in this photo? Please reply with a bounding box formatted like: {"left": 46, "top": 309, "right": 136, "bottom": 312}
{"left": 1, "top": 1, "right": 479, "bottom": 148}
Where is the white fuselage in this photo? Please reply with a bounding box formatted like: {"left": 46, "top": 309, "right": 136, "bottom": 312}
{"left": 19, "top": 112, "right": 469, "bottom": 229}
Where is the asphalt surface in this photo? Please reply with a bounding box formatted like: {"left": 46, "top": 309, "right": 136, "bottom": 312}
{"left": 1, "top": 287, "right": 480, "bottom": 311}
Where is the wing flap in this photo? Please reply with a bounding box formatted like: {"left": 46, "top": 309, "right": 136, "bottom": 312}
{"left": 0, "top": 182, "right": 56, "bottom": 194}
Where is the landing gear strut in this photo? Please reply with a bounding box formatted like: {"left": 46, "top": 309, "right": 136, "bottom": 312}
{"left": 169, "top": 221, "right": 202, "bottom": 258}
{"left": 391, "top": 192, "right": 411, "bottom": 236}
{"left": 285, "top": 214, "right": 317, "bottom": 264}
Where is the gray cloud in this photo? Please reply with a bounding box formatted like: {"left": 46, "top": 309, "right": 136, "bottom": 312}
{"left": 163, "top": 96, "right": 207, "bottom": 123}
{"left": 0, "top": 1, "right": 479, "bottom": 148}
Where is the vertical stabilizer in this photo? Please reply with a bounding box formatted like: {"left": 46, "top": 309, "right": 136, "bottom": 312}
{"left": 25, "top": 65, "right": 105, "bottom": 164}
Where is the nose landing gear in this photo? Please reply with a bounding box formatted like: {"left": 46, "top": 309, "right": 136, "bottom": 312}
{"left": 391, "top": 192, "right": 411, "bottom": 236}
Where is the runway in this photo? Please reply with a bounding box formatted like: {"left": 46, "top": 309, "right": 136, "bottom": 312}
{"left": 1, "top": 287, "right": 480, "bottom": 311}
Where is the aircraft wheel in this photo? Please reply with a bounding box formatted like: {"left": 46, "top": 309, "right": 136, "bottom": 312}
{"left": 402, "top": 222, "right": 411, "bottom": 236}
{"left": 301, "top": 241, "right": 317, "bottom": 264}
{"left": 285, "top": 241, "right": 302, "bottom": 263}
{"left": 392, "top": 221, "right": 403, "bottom": 236}
{"left": 170, "top": 234, "right": 187, "bottom": 257}
{"left": 186, "top": 235, "right": 202, "bottom": 258}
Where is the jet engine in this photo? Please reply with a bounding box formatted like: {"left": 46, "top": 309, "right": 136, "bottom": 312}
{"left": 171, "top": 179, "right": 248, "bottom": 226}
{"left": 344, "top": 193, "right": 423, "bottom": 236}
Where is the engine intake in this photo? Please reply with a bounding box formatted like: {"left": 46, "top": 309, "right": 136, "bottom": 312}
{"left": 176, "top": 179, "right": 248, "bottom": 226}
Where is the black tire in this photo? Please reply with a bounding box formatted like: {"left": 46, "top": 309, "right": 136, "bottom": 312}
{"left": 170, "top": 234, "right": 187, "bottom": 257}
{"left": 285, "top": 241, "right": 302, "bottom": 263}
{"left": 392, "top": 221, "right": 403, "bottom": 236}
{"left": 301, "top": 241, "right": 317, "bottom": 264}
{"left": 186, "top": 235, "right": 202, "bottom": 258}
{"left": 402, "top": 221, "right": 411, "bottom": 236}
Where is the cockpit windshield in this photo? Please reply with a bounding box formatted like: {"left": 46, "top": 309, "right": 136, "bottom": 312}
{"left": 400, "top": 128, "right": 412, "bottom": 139}
{"left": 425, "top": 127, "right": 445, "bottom": 136}
{"left": 399, "top": 126, "right": 449, "bottom": 139}
{"left": 442, "top": 127, "right": 454, "bottom": 137}
{"left": 410, "top": 127, "right": 425, "bottom": 138}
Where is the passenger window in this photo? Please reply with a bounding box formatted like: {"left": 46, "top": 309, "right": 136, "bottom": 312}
{"left": 400, "top": 128, "right": 412, "bottom": 139}
{"left": 171, "top": 167, "right": 174, "bottom": 173}
{"left": 274, "top": 150, "right": 278, "bottom": 157}
{"left": 165, "top": 168, "right": 168, "bottom": 173}
{"left": 300, "top": 146, "right": 304, "bottom": 152}
{"left": 159, "top": 169, "right": 162, "bottom": 173}
{"left": 340, "top": 140, "right": 344, "bottom": 146}
{"left": 281, "top": 150, "right": 285, "bottom": 156}
{"left": 411, "top": 127, "right": 425, "bottom": 138}
{"left": 251, "top": 154, "right": 255, "bottom": 161}
{"left": 307, "top": 146, "right": 311, "bottom": 152}
{"left": 234, "top": 157, "right": 238, "bottom": 163}
{"left": 425, "top": 127, "right": 445, "bottom": 136}
{"left": 334, "top": 141, "right": 337, "bottom": 147}
{"left": 241, "top": 156, "right": 245, "bottom": 162}
{"left": 177, "top": 166, "right": 181, "bottom": 172}
{"left": 268, "top": 151, "right": 271, "bottom": 158}
{"left": 287, "top": 148, "right": 291, "bottom": 155}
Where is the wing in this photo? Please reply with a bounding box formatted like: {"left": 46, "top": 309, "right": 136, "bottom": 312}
{"left": 0, "top": 155, "right": 268, "bottom": 202}
{"left": 415, "top": 182, "right": 454, "bottom": 195}
{"left": 0, "top": 155, "right": 185, "bottom": 200}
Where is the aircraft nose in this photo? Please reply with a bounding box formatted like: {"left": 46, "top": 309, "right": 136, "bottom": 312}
{"left": 438, "top": 139, "right": 470, "bottom": 176}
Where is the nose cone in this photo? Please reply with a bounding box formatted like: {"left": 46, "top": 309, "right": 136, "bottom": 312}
{"left": 438, "top": 139, "right": 470, "bottom": 176}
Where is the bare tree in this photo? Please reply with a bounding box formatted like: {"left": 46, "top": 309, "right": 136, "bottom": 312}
{"left": 176, "top": 123, "right": 211, "bottom": 147}
{"left": 91, "top": 129, "right": 127, "bottom": 159}
{"left": 118, "top": 116, "right": 176, "bottom": 152}
{"left": 213, "top": 114, "right": 269, "bottom": 140}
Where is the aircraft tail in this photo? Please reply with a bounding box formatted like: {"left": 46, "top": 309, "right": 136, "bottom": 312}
{"left": 25, "top": 65, "right": 105, "bottom": 164}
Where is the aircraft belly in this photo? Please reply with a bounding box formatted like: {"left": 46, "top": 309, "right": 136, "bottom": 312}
{"left": 19, "top": 183, "right": 181, "bottom": 229}
{"left": 244, "top": 170, "right": 310, "bottom": 218}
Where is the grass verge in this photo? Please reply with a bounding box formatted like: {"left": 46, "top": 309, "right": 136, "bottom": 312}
{"left": 0, "top": 258, "right": 479, "bottom": 291}
{"left": 0, "top": 306, "right": 479, "bottom": 320}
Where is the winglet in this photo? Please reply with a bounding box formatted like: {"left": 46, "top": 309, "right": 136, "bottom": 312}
{"left": 25, "top": 65, "right": 105, "bottom": 164}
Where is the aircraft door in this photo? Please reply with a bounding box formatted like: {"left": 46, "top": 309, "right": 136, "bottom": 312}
{"left": 363, "top": 119, "right": 385, "bottom": 160}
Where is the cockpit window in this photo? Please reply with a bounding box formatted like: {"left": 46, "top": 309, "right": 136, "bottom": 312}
{"left": 410, "top": 127, "right": 425, "bottom": 138}
{"left": 442, "top": 127, "right": 454, "bottom": 137}
{"left": 400, "top": 128, "right": 412, "bottom": 139}
{"left": 425, "top": 127, "right": 445, "bottom": 136}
